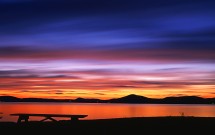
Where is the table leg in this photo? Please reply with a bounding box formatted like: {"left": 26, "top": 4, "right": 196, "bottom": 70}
{"left": 40, "top": 117, "right": 57, "bottom": 122}
{"left": 70, "top": 117, "right": 79, "bottom": 121}
{"left": 17, "top": 115, "right": 29, "bottom": 123}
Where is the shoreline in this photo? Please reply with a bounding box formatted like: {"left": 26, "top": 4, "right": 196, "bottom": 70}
{"left": 1, "top": 116, "right": 215, "bottom": 134}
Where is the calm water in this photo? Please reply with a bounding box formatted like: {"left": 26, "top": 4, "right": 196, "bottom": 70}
{"left": 0, "top": 102, "right": 215, "bottom": 122}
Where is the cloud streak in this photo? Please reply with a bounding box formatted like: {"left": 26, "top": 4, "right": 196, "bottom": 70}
{"left": 0, "top": 0, "right": 215, "bottom": 99}
{"left": 0, "top": 47, "right": 214, "bottom": 63}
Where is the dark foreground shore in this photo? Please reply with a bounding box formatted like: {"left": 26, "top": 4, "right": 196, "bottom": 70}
{"left": 0, "top": 117, "right": 214, "bottom": 135}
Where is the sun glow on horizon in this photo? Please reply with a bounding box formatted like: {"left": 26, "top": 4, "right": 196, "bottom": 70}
{"left": 0, "top": 60, "right": 215, "bottom": 99}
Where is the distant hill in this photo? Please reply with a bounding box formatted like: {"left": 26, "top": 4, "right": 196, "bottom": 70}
{"left": 0, "top": 96, "right": 70, "bottom": 102}
{"left": 74, "top": 97, "right": 104, "bottom": 103}
{"left": 0, "top": 94, "right": 215, "bottom": 104}
{"left": 109, "top": 94, "right": 152, "bottom": 103}
{"left": 0, "top": 96, "right": 20, "bottom": 102}
{"left": 161, "top": 96, "right": 207, "bottom": 104}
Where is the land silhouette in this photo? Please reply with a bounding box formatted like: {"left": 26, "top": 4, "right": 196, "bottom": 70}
{"left": 0, "top": 117, "right": 214, "bottom": 135}
{"left": 0, "top": 94, "right": 215, "bottom": 104}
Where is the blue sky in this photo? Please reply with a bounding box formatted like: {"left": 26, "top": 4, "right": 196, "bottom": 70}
{"left": 0, "top": 0, "right": 215, "bottom": 99}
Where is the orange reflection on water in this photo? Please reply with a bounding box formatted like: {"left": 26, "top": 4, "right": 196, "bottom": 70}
{"left": 0, "top": 103, "right": 215, "bottom": 122}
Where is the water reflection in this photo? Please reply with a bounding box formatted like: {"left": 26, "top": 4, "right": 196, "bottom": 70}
{"left": 0, "top": 103, "right": 215, "bottom": 122}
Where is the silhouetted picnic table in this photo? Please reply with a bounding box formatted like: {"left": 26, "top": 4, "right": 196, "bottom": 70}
{"left": 10, "top": 113, "right": 88, "bottom": 123}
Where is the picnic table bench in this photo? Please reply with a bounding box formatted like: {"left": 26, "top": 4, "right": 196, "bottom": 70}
{"left": 10, "top": 113, "right": 88, "bottom": 123}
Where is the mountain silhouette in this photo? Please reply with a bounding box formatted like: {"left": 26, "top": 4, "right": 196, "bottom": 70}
{"left": 0, "top": 94, "right": 214, "bottom": 104}
{"left": 109, "top": 94, "right": 152, "bottom": 103}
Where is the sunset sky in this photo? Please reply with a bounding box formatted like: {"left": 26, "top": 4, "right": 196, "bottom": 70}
{"left": 0, "top": 0, "right": 215, "bottom": 99}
